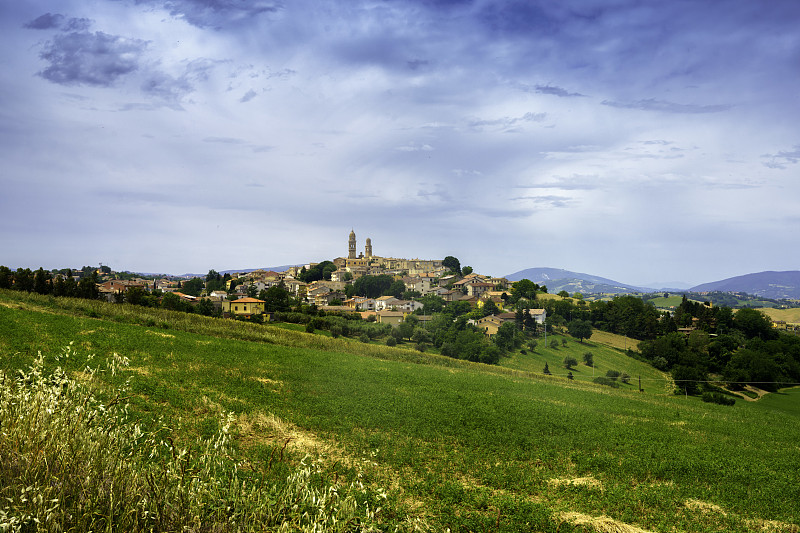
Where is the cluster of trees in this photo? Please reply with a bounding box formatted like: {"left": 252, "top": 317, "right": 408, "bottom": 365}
{"left": 297, "top": 261, "right": 337, "bottom": 283}
{"left": 638, "top": 307, "right": 800, "bottom": 393}
{"left": 0, "top": 266, "right": 100, "bottom": 300}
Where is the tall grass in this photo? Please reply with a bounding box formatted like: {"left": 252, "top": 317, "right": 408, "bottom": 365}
{"left": 0, "top": 345, "right": 411, "bottom": 532}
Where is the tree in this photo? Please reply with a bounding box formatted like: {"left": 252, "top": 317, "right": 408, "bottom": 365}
{"left": 182, "top": 277, "right": 204, "bottom": 297}
{"left": 33, "top": 268, "right": 52, "bottom": 295}
{"left": 387, "top": 280, "right": 406, "bottom": 298}
{"left": 352, "top": 274, "right": 394, "bottom": 298}
{"left": 442, "top": 256, "right": 461, "bottom": 274}
{"left": 543, "top": 362, "right": 551, "bottom": 375}
{"left": 197, "top": 298, "right": 216, "bottom": 316}
{"left": 582, "top": 351, "right": 594, "bottom": 367}
{"left": 77, "top": 273, "right": 99, "bottom": 300}
{"left": 260, "top": 283, "right": 291, "bottom": 312}
{"left": 563, "top": 356, "right": 578, "bottom": 369}
{"left": 14, "top": 268, "right": 34, "bottom": 292}
{"left": 0, "top": 266, "right": 12, "bottom": 289}
{"left": 733, "top": 308, "right": 776, "bottom": 340}
{"left": 125, "top": 286, "right": 146, "bottom": 306}
{"left": 483, "top": 300, "right": 500, "bottom": 317}
{"left": 567, "top": 319, "right": 593, "bottom": 343}
{"left": 397, "top": 320, "right": 415, "bottom": 340}
{"left": 510, "top": 279, "right": 539, "bottom": 302}
{"left": 461, "top": 266, "right": 473, "bottom": 276}
{"left": 411, "top": 327, "right": 431, "bottom": 346}
{"left": 493, "top": 322, "right": 518, "bottom": 352}
{"left": 567, "top": 371, "right": 574, "bottom": 380}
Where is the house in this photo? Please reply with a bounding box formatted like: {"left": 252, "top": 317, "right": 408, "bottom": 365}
{"left": 344, "top": 297, "right": 376, "bottom": 311}
{"left": 403, "top": 276, "right": 432, "bottom": 294}
{"left": 376, "top": 310, "right": 405, "bottom": 327}
{"left": 473, "top": 315, "right": 504, "bottom": 337}
{"left": 314, "top": 291, "right": 346, "bottom": 307}
{"left": 465, "top": 282, "right": 495, "bottom": 298}
{"left": 222, "top": 297, "right": 265, "bottom": 319}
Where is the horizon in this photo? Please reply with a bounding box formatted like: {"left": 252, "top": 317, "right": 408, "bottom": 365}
{"left": 3, "top": 1, "right": 799, "bottom": 286}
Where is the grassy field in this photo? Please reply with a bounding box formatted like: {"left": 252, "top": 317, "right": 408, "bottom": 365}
{"left": 758, "top": 307, "right": 800, "bottom": 325}
{"left": 2, "top": 290, "right": 799, "bottom": 532}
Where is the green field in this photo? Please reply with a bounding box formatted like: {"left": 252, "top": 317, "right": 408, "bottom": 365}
{"left": 2, "top": 290, "right": 799, "bottom": 532}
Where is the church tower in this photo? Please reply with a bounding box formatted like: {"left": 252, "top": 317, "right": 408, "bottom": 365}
{"left": 365, "top": 237, "right": 372, "bottom": 258}
{"left": 348, "top": 229, "right": 357, "bottom": 259}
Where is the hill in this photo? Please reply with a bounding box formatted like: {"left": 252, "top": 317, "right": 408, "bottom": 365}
{"left": 505, "top": 267, "right": 650, "bottom": 294}
{"left": 1, "top": 289, "right": 799, "bottom": 532}
{"left": 690, "top": 270, "right": 800, "bottom": 299}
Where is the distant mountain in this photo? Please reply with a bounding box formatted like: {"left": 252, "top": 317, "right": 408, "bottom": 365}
{"left": 504, "top": 267, "right": 651, "bottom": 295}
{"left": 689, "top": 271, "right": 800, "bottom": 300}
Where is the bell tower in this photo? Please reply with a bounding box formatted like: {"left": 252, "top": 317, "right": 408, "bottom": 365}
{"left": 348, "top": 229, "right": 357, "bottom": 259}
{"left": 365, "top": 237, "right": 372, "bottom": 258}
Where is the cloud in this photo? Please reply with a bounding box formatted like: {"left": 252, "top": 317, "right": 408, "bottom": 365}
{"left": 510, "top": 195, "right": 574, "bottom": 208}
{"left": 529, "top": 84, "right": 586, "bottom": 98}
{"left": 407, "top": 59, "right": 429, "bottom": 70}
{"left": 516, "top": 175, "right": 601, "bottom": 191}
{"left": 395, "top": 143, "right": 434, "bottom": 152}
{"left": 762, "top": 145, "right": 800, "bottom": 169}
{"left": 140, "top": 59, "right": 217, "bottom": 108}
{"left": 239, "top": 89, "right": 258, "bottom": 102}
{"left": 158, "top": 0, "right": 282, "bottom": 28}
{"left": 38, "top": 31, "right": 147, "bottom": 87}
{"left": 602, "top": 98, "right": 733, "bottom": 114}
{"left": 203, "top": 137, "right": 246, "bottom": 144}
{"left": 24, "top": 13, "right": 65, "bottom": 30}
{"left": 468, "top": 111, "right": 547, "bottom": 130}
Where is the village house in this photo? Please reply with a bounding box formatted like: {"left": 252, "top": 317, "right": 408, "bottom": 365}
{"left": 221, "top": 297, "right": 265, "bottom": 319}
{"left": 376, "top": 310, "right": 405, "bottom": 327}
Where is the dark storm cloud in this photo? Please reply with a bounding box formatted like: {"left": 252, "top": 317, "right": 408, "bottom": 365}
{"left": 602, "top": 98, "right": 733, "bottom": 114}
{"left": 24, "top": 13, "right": 65, "bottom": 29}
{"left": 38, "top": 31, "right": 147, "bottom": 86}
{"left": 157, "top": 0, "right": 282, "bottom": 28}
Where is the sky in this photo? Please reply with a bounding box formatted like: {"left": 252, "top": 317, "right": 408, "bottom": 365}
{"left": 1, "top": 0, "right": 799, "bottom": 287}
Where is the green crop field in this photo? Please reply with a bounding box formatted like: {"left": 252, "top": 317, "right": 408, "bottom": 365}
{"left": 2, "top": 290, "right": 799, "bottom": 532}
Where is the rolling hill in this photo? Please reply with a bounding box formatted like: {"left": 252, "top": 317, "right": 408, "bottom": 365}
{"left": 504, "top": 267, "right": 650, "bottom": 294}
{"left": 1, "top": 289, "right": 799, "bottom": 531}
{"left": 689, "top": 270, "right": 800, "bottom": 299}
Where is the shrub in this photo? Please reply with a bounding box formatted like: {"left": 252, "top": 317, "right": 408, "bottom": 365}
{"left": 593, "top": 376, "right": 620, "bottom": 388}
{"left": 305, "top": 323, "right": 315, "bottom": 333}
{"left": 582, "top": 351, "right": 594, "bottom": 367}
{"left": 386, "top": 336, "right": 397, "bottom": 347}
{"left": 563, "top": 356, "right": 578, "bottom": 369}
{"left": 359, "top": 333, "right": 370, "bottom": 343}
{"left": 606, "top": 369, "right": 621, "bottom": 381}
{"left": 702, "top": 392, "right": 736, "bottom": 406}
{"left": 620, "top": 372, "right": 631, "bottom": 384}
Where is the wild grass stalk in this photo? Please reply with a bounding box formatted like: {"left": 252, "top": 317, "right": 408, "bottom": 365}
{"left": 0, "top": 345, "right": 412, "bottom": 532}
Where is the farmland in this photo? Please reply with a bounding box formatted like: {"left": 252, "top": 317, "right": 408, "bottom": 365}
{"left": 1, "top": 290, "right": 799, "bottom": 532}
